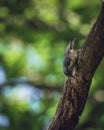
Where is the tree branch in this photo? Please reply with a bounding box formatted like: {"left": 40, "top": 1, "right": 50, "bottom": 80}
{"left": 47, "top": 1, "right": 104, "bottom": 130}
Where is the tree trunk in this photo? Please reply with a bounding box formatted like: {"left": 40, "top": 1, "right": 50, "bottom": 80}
{"left": 47, "top": 1, "right": 104, "bottom": 130}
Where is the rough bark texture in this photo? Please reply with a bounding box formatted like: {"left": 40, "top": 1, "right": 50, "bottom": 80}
{"left": 47, "top": 1, "right": 104, "bottom": 130}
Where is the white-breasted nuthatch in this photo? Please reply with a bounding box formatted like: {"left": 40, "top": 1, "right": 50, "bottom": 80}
{"left": 63, "top": 38, "right": 77, "bottom": 77}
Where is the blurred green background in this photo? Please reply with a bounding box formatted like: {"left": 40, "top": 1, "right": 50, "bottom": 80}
{"left": 0, "top": 0, "right": 104, "bottom": 130}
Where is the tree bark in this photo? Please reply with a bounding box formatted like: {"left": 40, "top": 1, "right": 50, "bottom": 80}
{"left": 47, "top": 1, "right": 104, "bottom": 130}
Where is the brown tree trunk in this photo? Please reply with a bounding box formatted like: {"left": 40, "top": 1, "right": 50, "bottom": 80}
{"left": 47, "top": 1, "right": 104, "bottom": 130}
